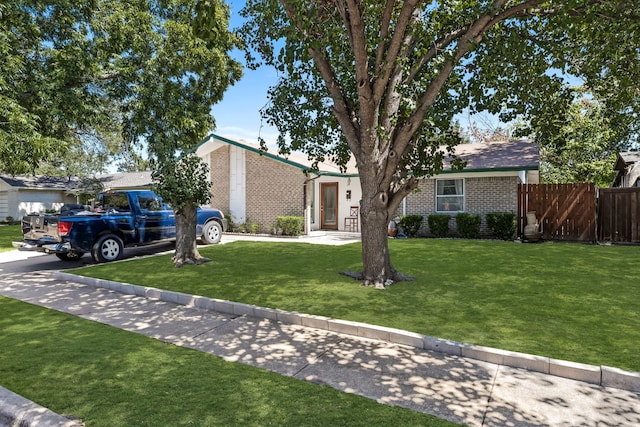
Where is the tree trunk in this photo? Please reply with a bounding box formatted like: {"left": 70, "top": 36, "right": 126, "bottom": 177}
{"left": 356, "top": 159, "right": 414, "bottom": 288}
{"left": 360, "top": 204, "right": 395, "bottom": 289}
{"left": 173, "top": 203, "right": 211, "bottom": 267}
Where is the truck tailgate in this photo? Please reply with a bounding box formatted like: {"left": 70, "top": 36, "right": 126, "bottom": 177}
{"left": 22, "top": 214, "right": 61, "bottom": 243}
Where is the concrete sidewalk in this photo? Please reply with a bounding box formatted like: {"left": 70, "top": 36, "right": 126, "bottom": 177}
{"left": 1, "top": 268, "right": 639, "bottom": 426}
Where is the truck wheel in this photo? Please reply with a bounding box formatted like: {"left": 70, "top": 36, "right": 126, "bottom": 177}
{"left": 201, "top": 221, "right": 222, "bottom": 245}
{"left": 56, "top": 251, "right": 85, "bottom": 261}
{"left": 92, "top": 234, "right": 123, "bottom": 263}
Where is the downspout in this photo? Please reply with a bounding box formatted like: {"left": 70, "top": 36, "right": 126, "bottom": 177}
{"left": 519, "top": 170, "right": 527, "bottom": 184}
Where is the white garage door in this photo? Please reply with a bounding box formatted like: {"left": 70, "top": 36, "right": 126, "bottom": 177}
{"left": 0, "top": 192, "right": 8, "bottom": 219}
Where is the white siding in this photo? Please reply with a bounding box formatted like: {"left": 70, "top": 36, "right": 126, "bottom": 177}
{"left": 229, "top": 145, "right": 247, "bottom": 224}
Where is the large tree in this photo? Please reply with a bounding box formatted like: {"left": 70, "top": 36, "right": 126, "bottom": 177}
{"left": 0, "top": 0, "right": 118, "bottom": 175}
{"left": 238, "top": 0, "right": 640, "bottom": 288}
{"left": 2, "top": 0, "right": 241, "bottom": 265}
{"left": 539, "top": 94, "right": 620, "bottom": 187}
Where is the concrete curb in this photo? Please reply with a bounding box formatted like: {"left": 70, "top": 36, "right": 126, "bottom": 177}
{"left": 53, "top": 271, "right": 640, "bottom": 394}
{"left": 0, "top": 386, "right": 83, "bottom": 427}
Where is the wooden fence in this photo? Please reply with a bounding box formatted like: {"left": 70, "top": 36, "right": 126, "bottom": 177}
{"left": 598, "top": 188, "right": 640, "bottom": 243}
{"left": 517, "top": 183, "right": 597, "bottom": 242}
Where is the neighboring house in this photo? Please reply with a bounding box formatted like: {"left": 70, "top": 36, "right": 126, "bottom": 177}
{"left": 612, "top": 151, "right": 640, "bottom": 188}
{"left": 98, "top": 171, "right": 153, "bottom": 190}
{"left": 0, "top": 175, "right": 80, "bottom": 220}
{"left": 195, "top": 134, "right": 539, "bottom": 236}
{"left": 0, "top": 171, "right": 152, "bottom": 220}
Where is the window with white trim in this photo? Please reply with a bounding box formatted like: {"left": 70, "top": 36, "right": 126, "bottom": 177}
{"left": 436, "top": 179, "right": 464, "bottom": 212}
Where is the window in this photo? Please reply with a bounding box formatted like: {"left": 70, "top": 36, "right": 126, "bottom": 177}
{"left": 137, "top": 195, "right": 163, "bottom": 211}
{"left": 96, "top": 193, "right": 131, "bottom": 212}
{"left": 436, "top": 179, "right": 464, "bottom": 212}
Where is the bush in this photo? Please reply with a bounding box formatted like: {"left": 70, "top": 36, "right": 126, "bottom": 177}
{"left": 276, "top": 216, "right": 304, "bottom": 236}
{"left": 456, "top": 213, "right": 481, "bottom": 239}
{"left": 428, "top": 214, "right": 450, "bottom": 238}
{"left": 398, "top": 215, "right": 424, "bottom": 237}
{"left": 486, "top": 212, "right": 516, "bottom": 240}
{"left": 250, "top": 222, "right": 259, "bottom": 234}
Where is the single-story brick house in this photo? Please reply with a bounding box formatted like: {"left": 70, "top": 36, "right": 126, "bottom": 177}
{"left": 196, "top": 134, "right": 360, "bottom": 234}
{"left": 195, "top": 134, "right": 539, "bottom": 235}
{"left": 0, "top": 172, "right": 153, "bottom": 220}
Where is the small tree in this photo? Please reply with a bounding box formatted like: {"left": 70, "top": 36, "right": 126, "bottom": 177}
{"left": 153, "top": 154, "right": 212, "bottom": 267}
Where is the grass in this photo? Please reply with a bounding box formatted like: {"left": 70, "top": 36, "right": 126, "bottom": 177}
{"left": 73, "top": 239, "right": 640, "bottom": 372}
{"left": 0, "top": 296, "right": 456, "bottom": 427}
{"left": 0, "top": 224, "right": 21, "bottom": 252}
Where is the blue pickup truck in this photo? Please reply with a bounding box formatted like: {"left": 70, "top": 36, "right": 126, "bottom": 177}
{"left": 17, "top": 189, "right": 227, "bottom": 263}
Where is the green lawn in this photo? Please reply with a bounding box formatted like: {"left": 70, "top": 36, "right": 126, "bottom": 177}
{"left": 0, "top": 296, "right": 454, "bottom": 427}
{"left": 0, "top": 224, "right": 21, "bottom": 252}
{"left": 74, "top": 239, "right": 640, "bottom": 372}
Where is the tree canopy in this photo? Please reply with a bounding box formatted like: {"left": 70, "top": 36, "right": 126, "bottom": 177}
{"left": 2, "top": 0, "right": 241, "bottom": 266}
{"left": 239, "top": 0, "right": 640, "bottom": 286}
{"left": 1, "top": 0, "right": 241, "bottom": 177}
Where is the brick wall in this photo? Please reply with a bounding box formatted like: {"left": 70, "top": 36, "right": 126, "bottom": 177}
{"left": 402, "top": 175, "right": 519, "bottom": 237}
{"left": 245, "top": 151, "right": 306, "bottom": 233}
{"left": 209, "top": 145, "right": 230, "bottom": 213}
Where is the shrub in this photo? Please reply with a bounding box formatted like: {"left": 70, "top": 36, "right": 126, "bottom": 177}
{"left": 225, "top": 213, "right": 237, "bottom": 232}
{"left": 428, "top": 214, "right": 450, "bottom": 238}
{"left": 276, "top": 216, "right": 304, "bottom": 236}
{"left": 486, "top": 212, "right": 516, "bottom": 240}
{"left": 398, "top": 215, "right": 423, "bottom": 237}
{"left": 456, "top": 213, "right": 481, "bottom": 239}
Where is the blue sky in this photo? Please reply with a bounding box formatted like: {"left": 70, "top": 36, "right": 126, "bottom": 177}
{"left": 209, "top": 1, "right": 281, "bottom": 146}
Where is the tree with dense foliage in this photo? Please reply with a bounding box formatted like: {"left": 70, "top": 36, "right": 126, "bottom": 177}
{"left": 238, "top": 0, "right": 640, "bottom": 288}
{"left": 153, "top": 154, "right": 214, "bottom": 266}
{"left": 1, "top": 0, "right": 241, "bottom": 265}
{"left": 0, "top": 1, "right": 118, "bottom": 175}
{"left": 539, "top": 94, "right": 619, "bottom": 187}
{"left": 99, "top": 0, "right": 242, "bottom": 265}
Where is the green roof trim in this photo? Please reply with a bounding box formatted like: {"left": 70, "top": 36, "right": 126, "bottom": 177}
{"left": 192, "top": 134, "right": 538, "bottom": 178}
{"left": 438, "top": 165, "right": 539, "bottom": 174}
{"left": 194, "top": 133, "right": 359, "bottom": 177}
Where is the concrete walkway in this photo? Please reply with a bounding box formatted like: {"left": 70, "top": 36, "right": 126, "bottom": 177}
{"left": 1, "top": 235, "right": 639, "bottom": 426}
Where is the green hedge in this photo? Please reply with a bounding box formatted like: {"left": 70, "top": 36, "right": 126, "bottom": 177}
{"left": 398, "top": 215, "right": 424, "bottom": 237}
{"left": 456, "top": 213, "right": 481, "bottom": 239}
{"left": 276, "top": 216, "right": 304, "bottom": 236}
{"left": 428, "top": 214, "right": 450, "bottom": 238}
{"left": 486, "top": 212, "right": 516, "bottom": 241}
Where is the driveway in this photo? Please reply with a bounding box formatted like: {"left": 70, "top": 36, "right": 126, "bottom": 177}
{"left": 0, "top": 242, "right": 176, "bottom": 274}
{"left": 1, "top": 231, "right": 361, "bottom": 275}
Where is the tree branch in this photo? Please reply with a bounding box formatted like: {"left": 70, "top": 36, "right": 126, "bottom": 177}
{"left": 279, "top": 0, "right": 362, "bottom": 158}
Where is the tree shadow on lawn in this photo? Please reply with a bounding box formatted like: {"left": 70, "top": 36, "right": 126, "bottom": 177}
{"left": 1, "top": 272, "right": 640, "bottom": 426}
